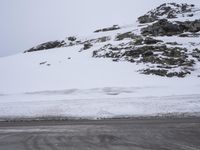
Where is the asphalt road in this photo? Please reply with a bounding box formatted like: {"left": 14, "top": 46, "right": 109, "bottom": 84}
{"left": 0, "top": 118, "right": 200, "bottom": 150}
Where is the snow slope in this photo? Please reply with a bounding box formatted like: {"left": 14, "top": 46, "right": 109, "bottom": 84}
{"left": 0, "top": 44, "right": 200, "bottom": 119}
{"left": 0, "top": 3, "right": 200, "bottom": 119}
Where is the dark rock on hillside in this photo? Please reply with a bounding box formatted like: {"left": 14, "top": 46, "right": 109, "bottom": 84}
{"left": 141, "top": 19, "right": 182, "bottom": 36}
{"left": 179, "top": 33, "right": 200, "bottom": 37}
{"left": 39, "top": 61, "right": 47, "bottom": 65}
{"left": 138, "top": 15, "right": 157, "bottom": 24}
{"left": 178, "top": 20, "right": 200, "bottom": 32}
{"left": 84, "top": 36, "right": 111, "bottom": 44}
{"left": 67, "top": 36, "right": 77, "bottom": 41}
{"left": 24, "top": 40, "right": 66, "bottom": 53}
{"left": 166, "top": 42, "right": 181, "bottom": 45}
{"left": 115, "top": 32, "right": 137, "bottom": 41}
{"left": 144, "top": 37, "right": 163, "bottom": 44}
{"left": 134, "top": 37, "right": 144, "bottom": 45}
{"left": 141, "top": 69, "right": 190, "bottom": 78}
{"left": 83, "top": 43, "right": 93, "bottom": 50}
{"left": 138, "top": 3, "right": 195, "bottom": 24}
{"left": 142, "top": 51, "right": 154, "bottom": 57}
{"left": 93, "top": 43, "right": 195, "bottom": 77}
{"left": 115, "top": 32, "right": 163, "bottom": 45}
{"left": 141, "top": 19, "right": 200, "bottom": 36}
{"left": 65, "top": 36, "right": 111, "bottom": 48}
{"left": 79, "top": 36, "right": 111, "bottom": 51}
{"left": 94, "top": 25, "right": 120, "bottom": 33}
{"left": 191, "top": 48, "right": 200, "bottom": 61}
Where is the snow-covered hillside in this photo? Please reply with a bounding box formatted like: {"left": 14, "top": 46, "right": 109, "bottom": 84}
{"left": 0, "top": 3, "right": 200, "bottom": 120}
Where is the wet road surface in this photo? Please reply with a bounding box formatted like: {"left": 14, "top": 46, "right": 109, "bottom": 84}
{"left": 0, "top": 118, "right": 200, "bottom": 150}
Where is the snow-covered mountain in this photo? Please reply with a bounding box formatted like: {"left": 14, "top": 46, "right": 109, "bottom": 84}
{"left": 0, "top": 3, "right": 200, "bottom": 120}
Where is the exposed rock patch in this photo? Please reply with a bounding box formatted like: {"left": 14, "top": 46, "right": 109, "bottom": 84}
{"left": 94, "top": 25, "right": 120, "bottom": 33}
{"left": 141, "top": 69, "right": 189, "bottom": 77}
{"left": 39, "top": 61, "right": 47, "bottom": 65}
{"left": 166, "top": 42, "right": 182, "bottom": 45}
{"left": 141, "top": 19, "right": 182, "bottom": 36}
{"left": 83, "top": 36, "right": 111, "bottom": 44}
{"left": 93, "top": 43, "right": 195, "bottom": 77}
{"left": 138, "top": 3, "right": 195, "bottom": 24}
{"left": 83, "top": 43, "right": 93, "bottom": 50}
{"left": 191, "top": 48, "right": 200, "bottom": 61}
{"left": 144, "top": 37, "right": 163, "bottom": 44}
{"left": 67, "top": 36, "right": 77, "bottom": 41}
{"left": 115, "top": 32, "right": 163, "bottom": 45}
{"left": 178, "top": 20, "right": 200, "bottom": 33}
{"left": 115, "top": 32, "right": 137, "bottom": 41}
{"left": 141, "top": 19, "right": 200, "bottom": 36}
{"left": 24, "top": 40, "right": 66, "bottom": 53}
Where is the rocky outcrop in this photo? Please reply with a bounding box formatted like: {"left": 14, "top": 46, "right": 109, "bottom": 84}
{"left": 138, "top": 3, "right": 195, "bottom": 24}
{"left": 84, "top": 36, "right": 111, "bottom": 44}
{"left": 141, "top": 19, "right": 200, "bottom": 36}
{"left": 115, "top": 32, "right": 137, "bottom": 41}
{"left": 138, "top": 15, "right": 157, "bottom": 24}
{"left": 93, "top": 43, "right": 195, "bottom": 77}
{"left": 141, "top": 19, "right": 181, "bottom": 36}
{"left": 83, "top": 43, "right": 93, "bottom": 50}
{"left": 115, "top": 32, "right": 163, "bottom": 45}
{"left": 178, "top": 20, "right": 200, "bottom": 32}
{"left": 94, "top": 25, "right": 120, "bottom": 33}
{"left": 67, "top": 36, "right": 77, "bottom": 41}
{"left": 191, "top": 48, "right": 200, "bottom": 61}
{"left": 143, "top": 37, "right": 163, "bottom": 44}
{"left": 24, "top": 40, "right": 66, "bottom": 53}
{"left": 141, "top": 69, "right": 189, "bottom": 78}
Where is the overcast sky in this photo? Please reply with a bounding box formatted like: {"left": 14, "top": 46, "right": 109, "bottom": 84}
{"left": 0, "top": 0, "right": 199, "bottom": 57}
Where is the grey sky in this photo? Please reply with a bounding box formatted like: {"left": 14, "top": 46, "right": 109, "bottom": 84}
{"left": 0, "top": 0, "right": 199, "bottom": 57}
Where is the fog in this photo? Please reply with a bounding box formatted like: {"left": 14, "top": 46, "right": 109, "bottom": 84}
{"left": 0, "top": 0, "right": 199, "bottom": 57}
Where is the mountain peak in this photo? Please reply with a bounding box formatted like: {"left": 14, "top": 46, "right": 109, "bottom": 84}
{"left": 138, "top": 3, "right": 197, "bottom": 23}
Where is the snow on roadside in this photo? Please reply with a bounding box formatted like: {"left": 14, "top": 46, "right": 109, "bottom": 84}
{"left": 0, "top": 45, "right": 200, "bottom": 119}
{"left": 0, "top": 93, "right": 200, "bottom": 119}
